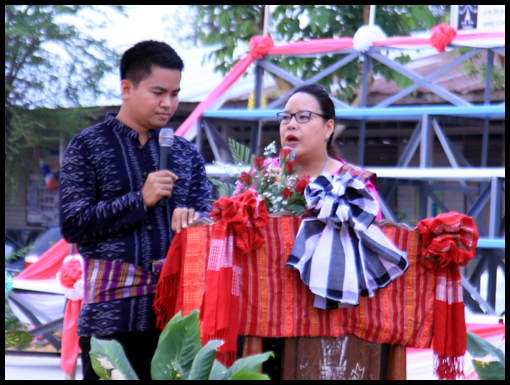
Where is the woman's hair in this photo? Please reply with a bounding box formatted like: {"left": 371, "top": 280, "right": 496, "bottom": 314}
{"left": 287, "top": 84, "right": 338, "bottom": 156}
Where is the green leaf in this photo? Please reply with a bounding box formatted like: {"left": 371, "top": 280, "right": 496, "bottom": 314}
{"left": 5, "top": 330, "right": 34, "bottom": 349}
{"left": 89, "top": 337, "right": 139, "bottom": 380}
{"left": 472, "top": 360, "right": 505, "bottom": 380}
{"left": 188, "top": 340, "right": 224, "bottom": 380}
{"left": 223, "top": 351, "right": 274, "bottom": 380}
{"left": 151, "top": 310, "right": 202, "bottom": 380}
{"left": 230, "top": 369, "right": 270, "bottom": 380}
{"left": 229, "top": 138, "right": 255, "bottom": 167}
{"left": 208, "top": 176, "right": 236, "bottom": 198}
{"left": 466, "top": 330, "right": 505, "bottom": 364}
{"left": 208, "top": 360, "right": 228, "bottom": 380}
{"left": 5, "top": 308, "right": 19, "bottom": 330}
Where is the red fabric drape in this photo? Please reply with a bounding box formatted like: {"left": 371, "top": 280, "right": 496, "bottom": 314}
{"left": 15, "top": 239, "right": 70, "bottom": 281}
{"left": 417, "top": 212, "right": 478, "bottom": 380}
{"left": 61, "top": 299, "right": 81, "bottom": 375}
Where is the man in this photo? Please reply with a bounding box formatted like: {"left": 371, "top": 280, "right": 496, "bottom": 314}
{"left": 59, "top": 40, "right": 212, "bottom": 380}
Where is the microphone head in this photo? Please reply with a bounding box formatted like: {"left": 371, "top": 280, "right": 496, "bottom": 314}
{"left": 159, "top": 128, "right": 174, "bottom": 148}
{"left": 282, "top": 146, "right": 295, "bottom": 162}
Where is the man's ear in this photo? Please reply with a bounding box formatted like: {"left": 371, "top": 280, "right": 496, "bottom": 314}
{"left": 120, "top": 79, "right": 134, "bottom": 100}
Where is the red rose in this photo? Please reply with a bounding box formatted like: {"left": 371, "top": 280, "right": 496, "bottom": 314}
{"left": 282, "top": 188, "right": 293, "bottom": 201}
{"left": 240, "top": 171, "right": 252, "bottom": 186}
{"left": 253, "top": 157, "right": 264, "bottom": 170}
{"left": 280, "top": 148, "right": 292, "bottom": 161}
{"left": 295, "top": 175, "right": 310, "bottom": 194}
{"left": 284, "top": 161, "right": 294, "bottom": 175}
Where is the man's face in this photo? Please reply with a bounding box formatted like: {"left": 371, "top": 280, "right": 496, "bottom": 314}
{"left": 123, "top": 66, "right": 181, "bottom": 132}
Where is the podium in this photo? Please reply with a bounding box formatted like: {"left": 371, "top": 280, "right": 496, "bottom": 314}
{"left": 243, "top": 335, "right": 406, "bottom": 380}
{"left": 156, "top": 217, "right": 435, "bottom": 380}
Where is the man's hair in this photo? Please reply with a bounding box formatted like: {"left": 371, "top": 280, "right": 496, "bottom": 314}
{"left": 120, "top": 40, "right": 184, "bottom": 87}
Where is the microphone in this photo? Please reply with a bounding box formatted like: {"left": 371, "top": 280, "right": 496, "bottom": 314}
{"left": 282, "top": 146, "right": 295, "bottom": 162}
{"left": 157, "top": 128, "right": 174, "bottom": 207}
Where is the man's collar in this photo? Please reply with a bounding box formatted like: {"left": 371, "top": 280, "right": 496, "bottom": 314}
{"left": 105, "top": 112, "right": 158, "bottom": 140}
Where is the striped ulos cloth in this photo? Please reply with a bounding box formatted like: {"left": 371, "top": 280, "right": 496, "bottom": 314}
{"left": 287, "top": 174, "right": 409, "bottom": 309}
{"left": 167, "top": 218, "right": 435, "bottom": 348}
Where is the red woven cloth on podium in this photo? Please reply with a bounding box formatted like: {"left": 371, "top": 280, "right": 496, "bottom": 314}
{"left": 417, "top": 212, "right": 478, "bottom": 380}
{"left": 154, "top": 191, "right": 268, "bottom": 366}
{"left": 154, "top": 218, "right": 437, "bottom": 362}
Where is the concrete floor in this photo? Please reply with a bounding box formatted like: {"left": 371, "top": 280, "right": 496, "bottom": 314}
{"left": 5, "top": 355, "right": 83, "bottom": 381}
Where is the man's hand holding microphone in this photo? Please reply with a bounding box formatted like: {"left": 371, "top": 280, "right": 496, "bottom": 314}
{"left": 141, "top": 128, "right": 199, "bottom": 233}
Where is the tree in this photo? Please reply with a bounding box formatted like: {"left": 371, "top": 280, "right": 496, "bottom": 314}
{"left": 170, "top": 5, "right": 445, "bottom": 102}
{"left": 5, "top": 5, "right": 124, "bottom": 201}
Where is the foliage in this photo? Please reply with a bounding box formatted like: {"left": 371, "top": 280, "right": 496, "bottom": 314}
{"left": 173, "top": 5, "right": 446, "bottom": 101}
{"left": 5, "top": 5, "right": 124, "bottom": 200}
{"left": 90, "top": 310, "right": 272, "bottom": 380}
{"left": 6, "top": 244, "right": 32, "bottom": 266}
{"left": 466, "top": 330, "right": 505, "bottom": 380}
{"left": 450, "top": 48, "right": 506, "bottom": 92}
{"left": 5, "top": 307, "right": 34, "bottom": 349}
{"left": 210, "top": 140, "right": 309, "bottom": 214}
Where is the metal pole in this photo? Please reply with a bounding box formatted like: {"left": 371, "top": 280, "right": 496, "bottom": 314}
{"left": 420, "top": 115, "right": 432, "bottom": 168}
{"left": 358, "top": 54, "right": 371, "bottom": 166}
{"left": 369, "top": 5, "right": 376, "bottom": 26}
{"left": 481, "top": 49, "right": 494, "bottom": 167}
{"left": 253, "top": 64, "right": 264, "bottom": 156}
{"left": 489, "top": 177, "right": 502, "bottom": 238}
{"left": 418, "top": 114, "right": 431, "bottom": 220}
{"left": 196, "top": 117, "right": 203, "bottom": 155}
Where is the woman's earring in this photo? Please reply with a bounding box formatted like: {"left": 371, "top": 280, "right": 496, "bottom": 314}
{"left": 325, "top": 136, "right": 330, "bottom": 141}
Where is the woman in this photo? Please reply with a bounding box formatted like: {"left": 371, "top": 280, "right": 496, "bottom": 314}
{"left": 277, "top": 84, "right": 382, "bottom": 221}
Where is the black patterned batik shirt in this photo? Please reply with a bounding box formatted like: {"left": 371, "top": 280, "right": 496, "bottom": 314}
{"left": 59, "top": 113, "right": 212, "bottom": 336}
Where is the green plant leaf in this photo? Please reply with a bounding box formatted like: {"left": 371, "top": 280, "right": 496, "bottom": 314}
{"left": 208, "top": 360, "right": 228, "bottom": 380}
{"left": 151, "top": 310, "right": 201, "bottom": 380}
{"left": 230, "top": 369, "right": 270, "bottom": 380}
{"left": 466, "top": 330, "right": 505, "bottom": 364}
{"left": 89, "top": 337, "right": 139, "bottom": 380}
{"left": 188, "top": 340, "right": 224, "bottom": 380}
{"left": 5, "top": 308, "right": 19, "bottom": 330}
{"left": 472, "top": 360, "right": 505, "bottom": 380}
{"left": 229, "top": 138, "right": 255, "bottom": 167}
{"left": 223, "top": 351, "right": 274, "bottom": 380}
{"left": 5, "top": 330, "right": 34, "bottom": 349}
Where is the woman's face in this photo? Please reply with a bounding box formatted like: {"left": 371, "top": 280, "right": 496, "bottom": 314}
{"left": 279, "top": 92, "right": 334, "bottom": 161}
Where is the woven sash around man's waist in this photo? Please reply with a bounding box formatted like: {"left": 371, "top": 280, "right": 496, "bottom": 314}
{"left": 83, "top": 259, "right": 163, "bottom": 304}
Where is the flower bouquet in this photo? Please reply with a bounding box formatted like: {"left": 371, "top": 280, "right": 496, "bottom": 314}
{"left": 208, "top": 139, "right": 310, "bottom": 215}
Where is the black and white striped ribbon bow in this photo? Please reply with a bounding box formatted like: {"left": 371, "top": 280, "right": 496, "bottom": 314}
{"left": 286, "top": 173, "right": 408, "bottom": 309}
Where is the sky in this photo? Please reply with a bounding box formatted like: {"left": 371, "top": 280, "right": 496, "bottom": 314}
{"left": 75, "top": 5, "right": 259, "bottom": 106}
{"left": 68, "top": 5, "right": 465, "bottom": 108}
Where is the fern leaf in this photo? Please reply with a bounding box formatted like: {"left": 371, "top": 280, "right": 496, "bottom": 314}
{"left": 228, "top": 138, "right": 254, "bottom": 167}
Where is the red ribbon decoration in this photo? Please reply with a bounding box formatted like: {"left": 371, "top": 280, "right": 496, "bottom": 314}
{"left": 430, "top": 23, "right": 457, "bottom": 53}
{"left": 200, "top": 191, "right": 269, "bottom": 366}
{"left": 209, "top": 190, "right": 269, "bottom": 254}
{"left": 249, "top": 35, "right": 275, "bottom": 59}
{"left": 417, "top": 212, "right": 478, "bottom": 380}
{"left": 58, "top": 257, "right": 83, "bottom": 376}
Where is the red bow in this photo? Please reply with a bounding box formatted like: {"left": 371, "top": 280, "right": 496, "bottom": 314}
{"left": 418, "top": 212, "right": 478, "bottom": 380}
{"left": 249, "top": 35, "right": 274, "bottom": 59}
{"left": 209, "top": 190, "right": 269, "bottom": 253}
{"left": 430, "top": 23, "right": 457, "bottom": 53}
{"left": 200, "top": 191, "right": 269, "bottom": 366}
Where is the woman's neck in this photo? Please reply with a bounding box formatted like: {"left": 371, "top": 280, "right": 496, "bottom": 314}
{"left": 294, "top": 153, "right": 330, "bottom": 178}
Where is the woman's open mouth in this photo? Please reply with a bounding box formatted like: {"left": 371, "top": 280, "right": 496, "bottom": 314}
{"left": 285, "top": 135, "right": 299, "bottom": 146}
